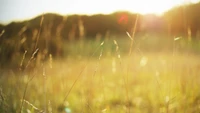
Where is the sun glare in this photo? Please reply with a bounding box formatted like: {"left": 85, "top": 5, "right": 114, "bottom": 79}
{"left": 127, "top": 0, "right": 199, "bottom": 15}
{"left": 127, "top": 1, "right": 181, "bottom": 15}
{"left": 0, "top": 0, "right": 199, "bottom": 23}
{"left": 58, "top": 0, "right": 200, "bottom": 16}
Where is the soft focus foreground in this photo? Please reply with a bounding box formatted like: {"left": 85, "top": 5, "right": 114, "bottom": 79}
{"left": 0, "top": 36, "right": 200, "bottom": 113}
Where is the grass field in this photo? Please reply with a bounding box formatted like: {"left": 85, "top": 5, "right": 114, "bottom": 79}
{"left": 0, "top": 34, "right": 200, "bottom": 113}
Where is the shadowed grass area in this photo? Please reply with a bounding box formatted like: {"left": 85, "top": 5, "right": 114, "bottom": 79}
{"left": 0, "top": 36, "right": 200, "bottom": 113}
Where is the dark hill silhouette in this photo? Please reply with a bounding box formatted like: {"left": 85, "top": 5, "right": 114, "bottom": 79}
{"left": 164, "top": 2, "right": 200, "bottom": 38}
{"left": 0, "top": 2, "right": 200, "bottom": 69}
{"left": 0, "top": 12, "right": 143, "bottom": 41}
{"left": 0, "top": 24, "right": 3, "bottom": 34}
{"left": 0, "top": 24, "right": 3, "bottom": 28}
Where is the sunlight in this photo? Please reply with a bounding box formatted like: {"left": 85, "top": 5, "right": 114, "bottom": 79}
{"left": 55, "top": 0, "right": 200, "bottom": 16}
{"left": 126, "top": 1, "right": 182, "bottom": 15}
{"left": 127, "top": 0, "right": 200, "bottom": 15}
{"left": 0, "top": 0, "right": 200, "bottom": 23}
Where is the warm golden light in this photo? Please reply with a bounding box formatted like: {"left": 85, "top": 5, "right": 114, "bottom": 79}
{"left": 0, "top": 0, "right": 199, "bottom": 23}
{"left": 58, "top": 0, "right": 200, "bottom": 16}
{"left": 126, "top": 0, "right": 200, "bottom": 15}
{"left": 126, "top": 1, "right": 181, "bottom": 15}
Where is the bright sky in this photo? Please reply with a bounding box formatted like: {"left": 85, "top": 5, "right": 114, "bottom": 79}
{"left": 0, "top": 0, "right": 199, "bottom": 24}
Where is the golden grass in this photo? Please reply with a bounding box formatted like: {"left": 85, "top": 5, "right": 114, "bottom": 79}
{"left": 1, "top": 51, "right": 200, "bottom": 113}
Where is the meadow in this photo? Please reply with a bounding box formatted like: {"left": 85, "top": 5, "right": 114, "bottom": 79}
{"left": 0, "top": 33, "right": 200, "bottom": 113}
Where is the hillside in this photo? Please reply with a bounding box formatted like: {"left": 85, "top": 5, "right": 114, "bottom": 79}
{"left": 0, "top": 2, "right": 200, "bottom": 69}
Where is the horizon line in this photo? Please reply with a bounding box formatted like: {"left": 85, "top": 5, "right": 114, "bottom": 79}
{"left": 0, "top": 10, "right": 170, "bottom": 25}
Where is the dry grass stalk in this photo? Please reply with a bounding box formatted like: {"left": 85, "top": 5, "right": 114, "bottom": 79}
{"left": 63, "top": 41, "right": 104, "bottom": 104}
{"left": 22, "top": 99, "right": 43, "bottom": 113}
{"left": 20, "top": 23, "right": 40, "bottom": 112}
{"left": 129, "top": 14, "right": 139, "bottom": 55}
{"left": 0, "top": 30, "right": 5, "bottom": 37}
{"left": 20, "top": 50, "right": 27, "bottom": 71}
{"left": 34, "top": 14, "right": 44, "bottom": 50}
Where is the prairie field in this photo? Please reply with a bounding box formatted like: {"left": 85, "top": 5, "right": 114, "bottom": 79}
{"left": 0, "top": 34, "right": 200, "bottom": 113}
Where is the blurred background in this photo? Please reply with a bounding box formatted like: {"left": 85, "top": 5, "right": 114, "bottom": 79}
{"left": 0, "top": 0, "right": 200, "bottom": 68}
{"left": 0, "top": 0, "right": 200, "bottom": 113}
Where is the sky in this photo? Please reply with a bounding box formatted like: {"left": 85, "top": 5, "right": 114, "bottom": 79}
{"left": 0, "top": 0, "right": 199, "bottom": 24}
